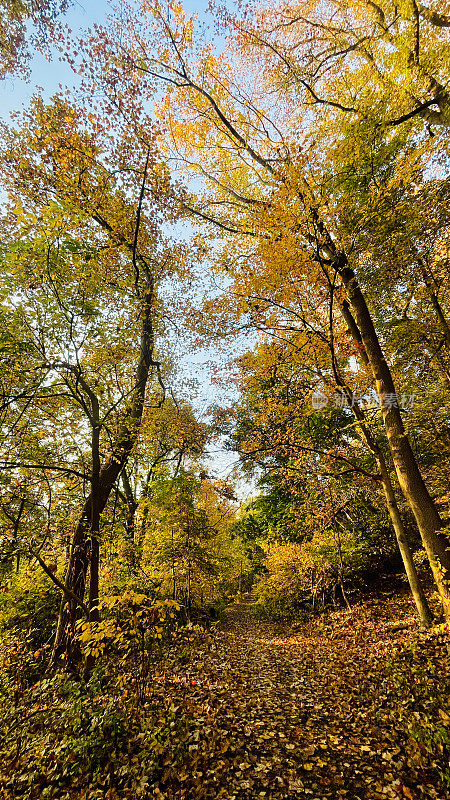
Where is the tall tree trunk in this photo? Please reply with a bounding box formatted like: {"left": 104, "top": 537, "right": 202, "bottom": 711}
{"left": 52, "top": 290, "right": 157, "bottom": 667}
{"left": 339, "top": 260, "right": 450, "bottom": 617}
{"left": 331, "top": 317, "right": 433, "bottom": 626}
{"left": 377, "top": 455, "right": 433, "bottom": 626}
{"left": 52, "top": 499, "right": 94, "bottom": 668}
{"left": 354, "top": 415, "right": 432, "bottom": 626}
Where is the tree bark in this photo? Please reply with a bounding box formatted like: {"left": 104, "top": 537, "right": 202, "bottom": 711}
{"left": 339, "top": 261, "right": 450, "bottom": 617}
{"left": 377, "top": 454, "right": 433, "bottom": 626}
{"left": 52, "top": 289, "right": 157, "bottom": 667}
{"left": 332, "top": 311, "right": 433, "bottom": 626}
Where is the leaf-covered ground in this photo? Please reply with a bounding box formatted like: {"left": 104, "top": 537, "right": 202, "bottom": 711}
{"left": 1, "top": 588, "right": 449, "bottom": 800}
{"left": 149, "top": 591, "right": 450, "bottom": 800}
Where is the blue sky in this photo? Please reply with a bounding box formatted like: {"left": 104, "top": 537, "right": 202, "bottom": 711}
{"left": 0, "top": 0, "right": 213, "bottom": 117}
{"left": 0, "top": 0, "right": 254, "bottom": 496}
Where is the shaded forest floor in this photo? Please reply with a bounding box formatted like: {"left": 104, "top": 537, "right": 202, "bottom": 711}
{"left": 150, "top": 589, "right": 450, "bottom": 800}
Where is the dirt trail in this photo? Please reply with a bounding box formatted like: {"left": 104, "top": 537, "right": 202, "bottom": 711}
{"left": 158, "top": 595, "right": 447, "bottom": 800}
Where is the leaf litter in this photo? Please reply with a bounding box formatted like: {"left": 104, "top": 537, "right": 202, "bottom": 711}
{"left": 147, "top": 589, "right": 449, "bottom": 800}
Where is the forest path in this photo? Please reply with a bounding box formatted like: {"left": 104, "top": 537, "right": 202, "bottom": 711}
{"left": 158, "top": 594, "right": 444, "bottom": 800}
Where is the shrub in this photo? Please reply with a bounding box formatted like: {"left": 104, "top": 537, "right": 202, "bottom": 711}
{"left": 0, "top": 564, "right": 60, "bottom": 649}
{"left": 77, "top": 591, "right": 180, "bottom": 703}
{"left": 254, "top": 524, "right": 395, "bottom": 619}
{"left": 0, "top": 668, "right": 186, "bottom": 800}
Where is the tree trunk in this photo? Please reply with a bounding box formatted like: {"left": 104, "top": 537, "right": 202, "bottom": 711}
{"left": 378, "top": 455, "right": 433, "bottom": 626}
{"left": 52, "top": 500, "right": 93, "bottom": 668}
{"left": 337, "top": 302, "right": 433, "bottom": 625}
{"left": 52, "top": 290, "right": 157, "bottom": 667}
{"left": 11, "top": 497, "right": 26, "bottom": 573}
{"left": 84, "top": 505, "right": 100, "bottom": 678}
{"left": 53, "top": 466, "right": 129, "bottom": 668}
{"left": 187, "top": 559, "right": 191, "bottom": 618}
{"left": 339, "top": 261, "right": 450, "bottom": 618}
{"left": 89, "top": 421, "right": 101, "bottom": 619}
